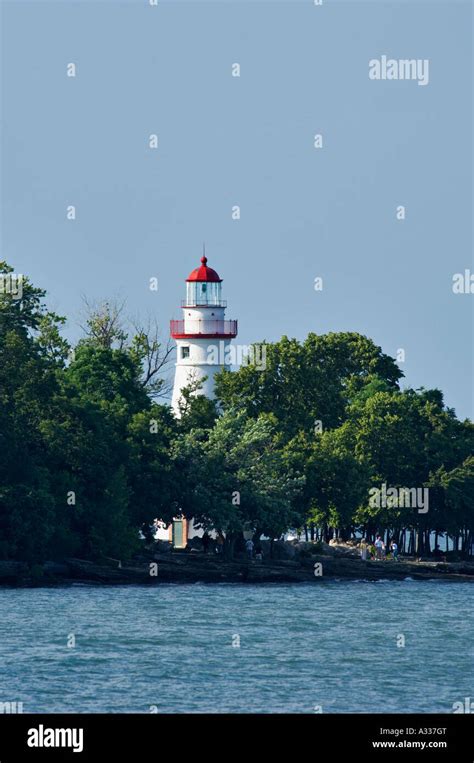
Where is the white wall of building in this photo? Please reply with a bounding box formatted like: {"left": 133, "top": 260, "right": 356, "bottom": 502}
{"left": 171, "top": 336, "right": 232, "bottom": 416}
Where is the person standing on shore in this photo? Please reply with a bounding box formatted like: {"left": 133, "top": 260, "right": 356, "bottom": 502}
{"left": 375, "top": 535, "right": 384, "bottom": 560}
{"left": 390, "top": 540, "right": 399, "bottom": 561}
{"left": 216, "top": 533, "right": 224, "bottom": 555}
{"left": 245, "top": 538, "right": 254, "bottom": 561}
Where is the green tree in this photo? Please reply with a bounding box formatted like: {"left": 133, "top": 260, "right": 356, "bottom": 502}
{"left": 215, "top": 332, "right": 402, "bottom": 438}
{"left": 172, "top": 409, "right": 304, "bottom": 557}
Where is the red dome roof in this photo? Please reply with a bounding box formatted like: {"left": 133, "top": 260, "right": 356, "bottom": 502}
{"left": 186, "top": 256, "right": 222, "bottom": 283}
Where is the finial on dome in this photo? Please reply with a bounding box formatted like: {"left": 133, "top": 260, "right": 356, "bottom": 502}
{"left": 201, "top": 242, "right": 207, "bottom": 265}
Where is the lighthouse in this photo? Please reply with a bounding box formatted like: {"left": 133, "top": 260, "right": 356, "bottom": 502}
{"left": 170, "top": 253, "right": 238, "bottom": 417}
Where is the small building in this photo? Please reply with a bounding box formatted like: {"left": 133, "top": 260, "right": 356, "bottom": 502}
{"left": 153, "top": 517, "right": 217, "bottom": 549}
{"left": 153, "top": 519, "right": 189, "bottom": 549}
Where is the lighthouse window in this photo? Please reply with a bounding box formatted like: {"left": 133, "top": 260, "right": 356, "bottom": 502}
{"left": 181, "top": 346, "right": 190, "bottom": 359}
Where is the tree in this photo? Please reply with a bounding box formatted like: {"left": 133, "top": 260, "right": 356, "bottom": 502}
{"left": 176, "top": 377, "right": 219, "bottom": 432}
{"left": 66, "top": 342, "right": 150, "bottom": 424}
{"left": 0, "top": 262, "right": 65, "bottom": 561}
{"left": 347, "top": 388, "right": 474, "bottom": 552}
{"left": 171, "top": 409, "right": 304, "bottom": 558}
{"left": 215, "top": 332, "right": 402, "bottom": 439}
{"left": 1, "top": 260, "right": 472, "bottom": 565}
{"left": 126, "top": 405, "right": 179, "bottom": 529}
{"left": 290, "top": 428, "right": 369, "bottom": 541}
{"left": 80, "top": 298, "right": 128, "bottom": 350}
{"left": 81, "top": 300, "right": 174, "bottom": 398}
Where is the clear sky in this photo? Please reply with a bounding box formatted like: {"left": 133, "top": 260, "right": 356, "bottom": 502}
{"left": 2, "top": 0, "right": 472, "bottom": 419}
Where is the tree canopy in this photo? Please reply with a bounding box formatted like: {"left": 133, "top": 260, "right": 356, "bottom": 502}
{"left": 0, "top": 261, "right": 472, "bottom": 563}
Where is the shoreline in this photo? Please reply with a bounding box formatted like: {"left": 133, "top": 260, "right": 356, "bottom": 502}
{"left": 1, "top": 553, "right": 474, "bottom": 588}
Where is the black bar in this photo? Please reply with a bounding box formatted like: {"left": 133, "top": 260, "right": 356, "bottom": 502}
{"left": 0, "top": 713, "right": 472, "bottom": 761}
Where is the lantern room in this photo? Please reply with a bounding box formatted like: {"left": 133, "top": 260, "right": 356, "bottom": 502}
{"left": 184, "top": 256, "right": 224, "bottom": 307}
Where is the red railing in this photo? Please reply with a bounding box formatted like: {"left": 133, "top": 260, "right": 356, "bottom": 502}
{"left": 170, "top": 319, "right": 238, "bottom": 338}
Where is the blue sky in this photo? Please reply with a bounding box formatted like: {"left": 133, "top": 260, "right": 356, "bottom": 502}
{"left": 2, "top": 0, "right": 472, "bottom": 418}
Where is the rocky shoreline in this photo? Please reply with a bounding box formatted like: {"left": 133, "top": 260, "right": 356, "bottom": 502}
{"left": 1, "top": 550, "right": 474, "bottom": 587}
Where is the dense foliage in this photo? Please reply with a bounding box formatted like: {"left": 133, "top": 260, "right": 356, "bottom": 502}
{"left": 0, "top": 263, "right": 472, "bottom": 562}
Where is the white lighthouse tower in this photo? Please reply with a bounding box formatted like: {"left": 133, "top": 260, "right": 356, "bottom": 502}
{"left": 170, "top": 253, "right": 238, "bottom": 417}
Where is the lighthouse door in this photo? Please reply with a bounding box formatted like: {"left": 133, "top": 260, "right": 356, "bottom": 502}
{"left": 172, "top": 519, "right": 185, "bottom": 548}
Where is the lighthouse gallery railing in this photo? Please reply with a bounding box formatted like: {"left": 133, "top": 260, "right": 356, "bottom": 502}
{"left": 170, "top": 319, "right": 238, "bottom": 338}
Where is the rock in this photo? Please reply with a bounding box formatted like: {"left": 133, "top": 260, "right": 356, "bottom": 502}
{"left": 325, "top": 541, "right": 359, "bottom": 557}
{"left": 2, "top": 550, "right": 474, "bottom": 588}
{"left": 260, "top": 540, "right": 297, "bottom": 560}
{"left": 290, "top": 542, "right": 313, "bottom": 556}
{"left": 0, "top": 561, "right": 28, "bottom": 583}
{"left": 187, "top": 537, "right": 204, "bottom": 551}
{"left": 313, "top": 541, "right": 340, "bottom": 556}
{"left": 43, "top": 561, "right": 71, "bottom": 577}
{"left": 154, "top": 540, "right": 172, "bottom": 554}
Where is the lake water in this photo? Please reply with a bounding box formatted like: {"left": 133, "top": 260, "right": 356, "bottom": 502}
{"left": 0, "top": 580, "right": 472, "bottom": 713}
